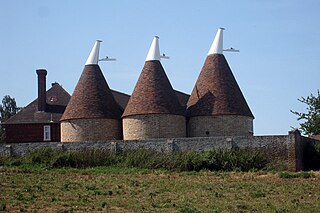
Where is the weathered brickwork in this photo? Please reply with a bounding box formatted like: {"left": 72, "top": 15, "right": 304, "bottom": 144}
{"left": 5, "top": 123, "right": 61, "bottom": 143}
{"left": 123, "top": 114, "right": 186, "bottom": 140}
{"left": 188, "top": 115, "right": 253, "bottom": 137}
{"left": 61, "top": 119, "right": 121, "bottom": 142}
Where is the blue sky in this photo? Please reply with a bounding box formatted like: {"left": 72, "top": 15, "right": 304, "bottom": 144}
{"left": 1, "top": 0, "right": 319, "bottom": 135}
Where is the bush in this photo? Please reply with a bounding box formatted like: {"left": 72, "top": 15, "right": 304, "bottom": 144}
{"left": 170, "top": 151, "right": 205, "bottom": 172}
{"left": 203, "top": 149, "right": 267, "bottom": 171}
{"left": 119, "top": 149, "right": 162, "bottom": 169}
{"left": 0, "top": 155, "right": 25, "bottom": 167}
{"left": 52, "top": 149, "right": 118, "bottom": 168}
{"left": 303, "top": 140, "right": 320, "bottom": 170}
{"left": 27, "top": 148, "right": 59, "bottom": 165}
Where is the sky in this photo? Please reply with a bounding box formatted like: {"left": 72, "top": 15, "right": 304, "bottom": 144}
{"left": 1, "top": 0, "right": 319, "bottom": 136}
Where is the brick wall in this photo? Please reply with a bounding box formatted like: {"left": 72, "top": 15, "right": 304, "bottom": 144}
{"left": 61, "top": 118, "right": 121, "bottom": 142}
{"left": 123, "top": 114, "right": 186, "bottom": 140}
{"left": 188, "top": 115, "right": 253, "bottom": 137}
{"left": 5, "top": 123, "right": 60, "bottom": 143}
{"left": 1, "top": 130, "right": 315, "bottom": 171}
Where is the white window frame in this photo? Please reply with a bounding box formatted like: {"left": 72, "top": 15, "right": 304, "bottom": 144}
{"left": 44, "top": 125, "right": 51, "bottom": 141}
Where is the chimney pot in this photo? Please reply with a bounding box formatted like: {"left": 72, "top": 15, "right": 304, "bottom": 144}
{"left": 51, "top": 82, "right": 59, "bottom": 87}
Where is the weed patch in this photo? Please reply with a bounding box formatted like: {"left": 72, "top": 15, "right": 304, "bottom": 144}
{"left": 2, "top": 148, "right": 268, "bottom": 172}
{"left": 279, "top": 171, "right": 315, "bottom": 179}
{"left": 1, "top": 168, "right": 320, "bottom": 212}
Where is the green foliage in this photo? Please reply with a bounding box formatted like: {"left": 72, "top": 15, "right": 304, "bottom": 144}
{"left": 24, "top": 148, "right": 118, "bottom": 168}
{"left": 118, "top": 149, "right": 165, "bottom": 169}
{"left": 202, "top": 149, "right": 267, "bottom": 171}
{"left": 1, "top": 148, "right": 268, "bottom": 172}
{"left": 179, "top": 206, "right": 201, "bottom": 213}
{"left": 0, "top": 95, "right": 21, "bottom": 122}
{"left": 291, "top": 90, "right": 320, "bottom": 136}
{"left": 53, "top": 149, "right": 118, "bottom": 168}
{"left": 278, "top": 171, "right": 314, "bottom": 179}
{"left": 315, "top": 141, "right": 320, "bottom": 153}
{"left": 0, "top": 202, "right": 6, "bottom": 211}
{"left": 303, "top": 140, "right": 320, "bottom": 170}
{"left": 2, "top": 166, "right": 320, "bottom": 212}
{"left": 0, "top": 95, "right": 21, "bottom": 143}
{"left": 251, "top": 190, "right": 266, "bottom": 198}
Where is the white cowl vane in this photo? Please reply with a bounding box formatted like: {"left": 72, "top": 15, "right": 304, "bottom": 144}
{"left": 208, "top": 28, "right": 224, "bottom": 55}
{"left": 145, "top": 36, "right": 161, "bottom": 61}
{"left": 85, "top": 40, "right": 102, "bottom": 65}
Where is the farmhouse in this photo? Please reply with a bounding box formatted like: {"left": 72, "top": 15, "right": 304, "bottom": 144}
{"left": 2, "top": 72, "right": 134, "bottom": 143}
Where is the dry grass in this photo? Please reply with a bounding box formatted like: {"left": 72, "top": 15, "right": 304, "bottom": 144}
{"left": 1, "top": 167, "right": 320, "bottom": 212}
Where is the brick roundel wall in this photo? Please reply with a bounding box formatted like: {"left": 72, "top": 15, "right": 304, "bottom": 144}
{"left": 61, "top": 119, "right": 121, "bottom": 142}
{"left": 188, "top": 115, "right": 253, "bottom": 137}
{"left": 123, "top": 114, "right": 186, "bottom": 140}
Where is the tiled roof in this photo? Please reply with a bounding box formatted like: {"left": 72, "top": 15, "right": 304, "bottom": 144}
{"left": 112, "top": 89, "right": 187, "bottom": 111}
{"left": 309, "top": 135, "right": 320, "bottom": 141}
{"left": 4, "top": 83, "right": 70, "bottom": 124}
{"left": 110, "top": 90, "right": 130, "bottom": 111}
{"left": 187, "top": 54, "right": 254, "bottom": 118}
{"left": 61, "top": 65, "right": 122, "bottom": 121}
{"left": 123, "top": 60, "right": 185, "bottom": 117}
{"left": 174, "top": 90, "right": 190, "bottom": 108}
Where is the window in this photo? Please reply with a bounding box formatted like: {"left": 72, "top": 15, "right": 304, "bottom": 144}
{"left": 44, "top": 125, "right": 51, "bottom": 141}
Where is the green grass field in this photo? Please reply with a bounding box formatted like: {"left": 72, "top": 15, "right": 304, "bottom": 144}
{"left": 1, "top": 167, "right": 320, "bottom": 212}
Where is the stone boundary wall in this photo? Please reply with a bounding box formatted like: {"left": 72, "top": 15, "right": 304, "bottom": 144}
{"left": 0, "top": 130, "right": 313, "bottom": 171}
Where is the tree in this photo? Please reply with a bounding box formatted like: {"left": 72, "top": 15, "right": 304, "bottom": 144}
{"left": 291, "top": 90, "right": 320, "bottom": 136}
{"left": 0, "top": 95, "right": 21, "bottom": 142}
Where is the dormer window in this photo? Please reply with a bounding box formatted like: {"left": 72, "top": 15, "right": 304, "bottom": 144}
{"left": 49, "top": 96, "right": 57, "bottom": 102}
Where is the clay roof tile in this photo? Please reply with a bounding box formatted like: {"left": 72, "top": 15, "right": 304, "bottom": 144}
{"left": 61, "top": 65, "right": 122, "bottom": 121}
{"left": 187, "top": 54, "right": 254, "bottom": 118}
{"left": 123, "top": 60, "right": 184, "bottom": 117}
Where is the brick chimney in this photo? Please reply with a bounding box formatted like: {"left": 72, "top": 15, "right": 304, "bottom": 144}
{"left": 36, "top": 69, "right": 47, "bottom": 112}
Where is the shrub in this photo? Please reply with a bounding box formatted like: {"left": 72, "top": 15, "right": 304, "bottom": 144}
{"left": 203, "top": 149, "right": 267, "bottom": 171}
{"left": 0, "top": 155, "right": 23, "bottom": 166}
{"left": 52, "top": 149, "right": 117, "bottom": 168}
{"left": 26, "top": 148, "right": 59, "bottom": 165}
{"left": 120, "top": 149, "right": 162, "bottom": 169}
{"left": 170, "top": 151, "right": 205, "bottom": 172}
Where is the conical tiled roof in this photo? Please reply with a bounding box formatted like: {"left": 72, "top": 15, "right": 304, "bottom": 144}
{"left": 61, "top": 64, "right": 122, "bottom": 121}
{"left": 123, "top": 60, "right": 184, "bottom": 117}
{"left": 187, "top": 54, "right": 254, "bottom": 118}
